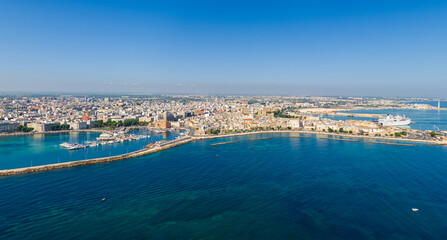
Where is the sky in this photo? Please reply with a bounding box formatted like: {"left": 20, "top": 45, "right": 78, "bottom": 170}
{"left": 1, "top": 0, "right": 447, "bottom": 97}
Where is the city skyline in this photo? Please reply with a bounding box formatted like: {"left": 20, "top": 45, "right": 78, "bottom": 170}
{"left": 1, "top": 1, "right": 447, "bottom": 97}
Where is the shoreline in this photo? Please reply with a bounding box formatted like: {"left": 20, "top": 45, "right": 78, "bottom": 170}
{"left": 194, "top": 130, "right": 447, "bottom": 144}
{"left": 1, "top": 130, "right": 446, "bottom": 177}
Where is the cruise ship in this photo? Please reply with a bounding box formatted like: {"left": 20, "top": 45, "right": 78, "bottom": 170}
{"left": 378, "top": 114, "right": 411, "bottom": 126}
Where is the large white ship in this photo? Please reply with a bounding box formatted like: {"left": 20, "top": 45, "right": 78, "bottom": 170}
{"left": 378, "top": 114, "right": 411, "bottom": 126}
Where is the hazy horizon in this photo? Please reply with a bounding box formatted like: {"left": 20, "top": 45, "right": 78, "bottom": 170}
{"left": 1, "top": 1, "right": 447, "bottom": 97}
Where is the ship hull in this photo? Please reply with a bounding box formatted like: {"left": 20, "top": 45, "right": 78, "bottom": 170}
{"left": 380, "top": 120, "right": 411, "bottom": 126}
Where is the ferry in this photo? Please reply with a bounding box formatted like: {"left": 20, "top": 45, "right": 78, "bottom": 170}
{"left": 378, "top": 114, "right": 411, "bottom": 126}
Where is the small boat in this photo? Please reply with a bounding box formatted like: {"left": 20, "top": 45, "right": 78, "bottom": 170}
{"left": 101, "top": 198, "right": 106, "bottom": 202}
{"left": 412, "top": 208, "right": 419, "bottom": 212}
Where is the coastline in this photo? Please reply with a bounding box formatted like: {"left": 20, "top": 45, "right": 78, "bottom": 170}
{"left": 1, "top": 130, "right": 446, "bottom": 177}
{"left": 194, "top": 130, "right": 447, "bottom": 144}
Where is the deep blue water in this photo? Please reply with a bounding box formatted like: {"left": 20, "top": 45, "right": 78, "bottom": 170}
{"left": 0, "top": 129, "right": 178, "bottom": 170}
{"left": 324, "top": 108, "right": 447, "bottom": 131}
{"left": 2, "top": 133, "right": 447, "bottom": 239}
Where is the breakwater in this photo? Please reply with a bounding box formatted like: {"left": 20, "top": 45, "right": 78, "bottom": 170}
{"left": 210, "top": 141, "right": 240, "bottom": 146}
{"left": 318, "top": 137, "right": 359, "bottom": 142}
{"left": 370, "top": 141, "right": 417, "bottom": 147}
{"left": 247, "top": 137, "right": 273, "bottom": 141}
{"left": 279, "top": 136, "right": 311, "bottom": 138}
{"left": 0, "top": 137, "right": 192, "bottom": 176}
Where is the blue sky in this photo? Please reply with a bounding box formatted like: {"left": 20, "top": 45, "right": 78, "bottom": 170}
{"left": 1, "top": 0, "right": 446, "bottom": 96}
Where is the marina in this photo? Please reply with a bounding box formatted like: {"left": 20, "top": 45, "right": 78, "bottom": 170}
{"left": 59, "top": 132, "right": 149, "bottom": 150}
{"left": 0, "top": 128, "right": 180, "bottom": 170}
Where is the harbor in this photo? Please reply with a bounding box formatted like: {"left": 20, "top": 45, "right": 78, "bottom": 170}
{"left": 59, "top": 131, "right": 149, "bottom": 150}
{"left": 0, "top": 128, "right": 182, "bottom": 171}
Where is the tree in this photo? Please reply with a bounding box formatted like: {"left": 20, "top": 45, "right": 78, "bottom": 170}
{"left": 17, "top": 126, "right": 33, "bottom": 132}
{"left": 429, "top": 131, "right": 440, "bottom": 137}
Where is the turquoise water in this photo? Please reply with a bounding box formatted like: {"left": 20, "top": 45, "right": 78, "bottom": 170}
{"left": 324, "top": 108, "right": 447, "bottom": 131}
{"left": 2, "top": 133, "right": 447, "bottom": 239}
{"left": 0, "top": 130, "right": 178, "bottom": 170}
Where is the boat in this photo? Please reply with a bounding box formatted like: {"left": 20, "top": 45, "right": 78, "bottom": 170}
{"left": 59, "top": 142, "right": 71, "bottom": 148}
{"left": 97, "top": 133, "right": 115, "bottom": 141}
{"left": 63, "top": 143, "right": 87, "bottom": 150}
{"left": 412, "top": 208, "right": 419, "bottom": 212}
{"left": 378, "top": 114, "right": 411, "bottom": 126}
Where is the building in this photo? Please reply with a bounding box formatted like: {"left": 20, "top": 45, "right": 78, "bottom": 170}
{"left": 151, "top": 121, "right": 172, "bottom": 129}
{"left": 27, "top": 123, "right": 53, "bottom": 132}
{"left": 288, "top": 119, "right": 303, "bottom": 129}
{"left": 0, "top": 121, "right": 19, "bottom": 133}
{"left": 70, "top": 122, "right": 87, "bottom": 130}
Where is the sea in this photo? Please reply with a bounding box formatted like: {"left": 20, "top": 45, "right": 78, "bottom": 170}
{"left": 1, "top": 133, "right": 447, "bottom": 239}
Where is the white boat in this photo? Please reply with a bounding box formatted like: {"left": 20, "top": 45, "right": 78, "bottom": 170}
{"left": 97, "top": 133, "right": 115, "bottom": 141}
{"left": 62, "top": 143, "right": 87, "bottom": 150}
{"left": 378, "top": 114, "right": 411, "bottom": 126}
{"left": 59, "top": 142, "right": 71, "bottom": 148}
